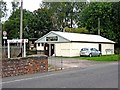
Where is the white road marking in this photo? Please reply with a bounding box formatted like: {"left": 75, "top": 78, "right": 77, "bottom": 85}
{"left": 63, "top": 64, "right": 78, "bottom": 67}
{"left": 1, "top": 69, "right": 82, "bottom": 85}
{"left": 1, "top": 73, "right": 56, "bottom": 84}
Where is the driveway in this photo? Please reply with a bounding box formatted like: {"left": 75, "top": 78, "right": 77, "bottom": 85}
{"left": 48, "top": 56, "right": 117, "bottom": 70}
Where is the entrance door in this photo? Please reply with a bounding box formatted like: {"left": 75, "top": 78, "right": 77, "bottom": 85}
{"left": 51, "top": 44, "right": 54, "bottom": 56}
{"left": 44, "top": 43, "right": 54, "bottom": 56}
{"left": 99, "top": 44, "right": 101, "bottom": 52}
{"left": 44, "top": 43, "right": 49, "bottom": 56}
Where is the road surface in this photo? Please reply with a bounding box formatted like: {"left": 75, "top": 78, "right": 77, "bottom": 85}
{"left": 2, "top": 62, "right": 118, "bottom": 88}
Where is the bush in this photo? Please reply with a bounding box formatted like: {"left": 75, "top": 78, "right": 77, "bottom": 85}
{"left": 26, "top": 50, "right": 37, "bottom": 55}
{"left": 64, "top": 27, "right": 89, "bottom": 33}
{"left": 114, "top": 48, "right": 120, "bottom": 54}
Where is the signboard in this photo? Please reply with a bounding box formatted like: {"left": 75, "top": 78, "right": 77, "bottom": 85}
{"left": 46, "top": 36, "right": 58, "bottom": 41}
{"left": 7, "top": 39, "right": 28, "bottom": 43}
{"left": 24, "top": 39, "right": 28, "bottom": 43}
{"left": 3, "top": 31, "right": 7, "bottom": 36}
{"left": 3, "top": 37, "right": 7, "bottom": 39}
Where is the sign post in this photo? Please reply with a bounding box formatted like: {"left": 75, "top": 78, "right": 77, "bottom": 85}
{"left": 3, "top": 31, "right": 7, "bottom": 57}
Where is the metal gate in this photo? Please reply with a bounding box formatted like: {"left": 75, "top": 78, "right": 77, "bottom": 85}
{"left": 48, "top": 56, "right": 81, "bottom": 71}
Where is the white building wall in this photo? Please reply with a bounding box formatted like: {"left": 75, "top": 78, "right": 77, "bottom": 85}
{"left": 36, "top": 42, "right": 114, "bottom": 56}
{"left": 55, "top": 43, "right": 71, "bottom": 57}
{"left": 101, "top": 44, "right": 114, "bottom": 55}
{"left": 36, "top": 43, "right": 44, "bottom": 50}
{"left": 70, "top": 42, "right": 99, "bottom": 57}
{"left": 55, "top": 42, "right": 99, "bottom": 57}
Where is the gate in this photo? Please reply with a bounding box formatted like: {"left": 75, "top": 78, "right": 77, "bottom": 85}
{"left": 48, "top": 56, "right": 81, "bottom": 71}
{"left": 2, "top": 46, "right": 23, "bottom": 58}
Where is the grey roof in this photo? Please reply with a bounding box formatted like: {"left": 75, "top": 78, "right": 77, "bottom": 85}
{"left": 35, "top": 31, "right": 115, "bottom": 43}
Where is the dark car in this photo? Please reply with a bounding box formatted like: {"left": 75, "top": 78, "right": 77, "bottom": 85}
{"left": 80, "top": 48, "right": 102, "bottom": 57}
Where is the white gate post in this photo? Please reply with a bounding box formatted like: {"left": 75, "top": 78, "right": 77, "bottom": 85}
{"left": 23, "top": 39, "right": 26, "bottom": 57}
{"left": 49, "top": 44, "right": 51, "bottom": 56}
{"left": 7, "top": 40, "right": 10, "bottom": 58}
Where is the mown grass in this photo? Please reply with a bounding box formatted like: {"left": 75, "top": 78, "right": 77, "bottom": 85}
{"left": 55, "top": 54, "right": 120, "bottom": 61}
{"left": 79, "top": 54, "right": 120, "bottom": 61}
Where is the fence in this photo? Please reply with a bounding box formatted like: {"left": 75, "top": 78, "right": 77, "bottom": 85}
{"left": 48, "top": 56, "right": 108, "bottom": 71}
{"left": 1, "top": 46, "right": 22, "bottom": 58}
{"left": 48, "top": 56, "right": 81, "bottom": 71}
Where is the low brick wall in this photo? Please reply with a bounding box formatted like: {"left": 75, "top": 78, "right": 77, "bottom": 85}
{"left": 2, "top": 55, "right": 48, "bottom": 78}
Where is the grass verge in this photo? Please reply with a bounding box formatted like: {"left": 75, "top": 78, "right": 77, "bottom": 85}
{"left": 80, "top": 54, "right": 120, "bottom": 61}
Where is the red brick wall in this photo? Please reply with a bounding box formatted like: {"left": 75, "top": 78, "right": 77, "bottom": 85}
{"left": 2, "top": 55, "right": 48, "bottom": 78}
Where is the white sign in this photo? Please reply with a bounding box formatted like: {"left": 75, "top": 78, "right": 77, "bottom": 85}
{"left": 3, "top": 37, "right": 7, "bottom": 39}
{"left": 7, "top": 39, "right": 28, "bottom": 43}
{"left": 3, "top": 31, "right": 7, "bottom": 36}
{"left": 24, "top": 39, "right": 28, "bottom": 43}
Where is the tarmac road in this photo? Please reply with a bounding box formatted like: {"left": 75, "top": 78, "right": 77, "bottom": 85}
{"left": 2, "top": 62, "right": 118, "bottom": 88}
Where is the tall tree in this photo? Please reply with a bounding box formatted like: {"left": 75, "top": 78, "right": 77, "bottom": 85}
{"left": 3, "top": 9, "right": 33, "bottom": 39}
{"left": 11, "top": 0, "right": 20, "bottom": 12}
{"left": 112, "top": 2, "right": 120, "bottom": 46}
{"left": 64, "top": 27, "right": 89, "bottom": 33}
{"left": 0, "top": 0, "right": 7, "bottom": 46}
{"left": 79, "top": 2, "right": 120, "bottom": 48}
{"left": 79, "top": 2, "right": 116, "bottom": 40}
{"left": 0, "top": 0, "right": 7, "bottom": 20}
{"left": 3, "top": 7, "right": 54, "bottom": 39}
{"left": 30, "top": 7, "right": 54, "bottom": 38}
{"left": 41, "top": 2, "right": 86, "bottom": 30}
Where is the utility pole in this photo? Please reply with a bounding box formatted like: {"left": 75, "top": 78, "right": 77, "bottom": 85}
{"left": 20, "top": 0, "right": 23, "bottom": 39}
{"left": 20, "top": 0, "right": 23, "bottom": 57}
{"left": 98, "top": 18, "right": 100, "bottom": 35}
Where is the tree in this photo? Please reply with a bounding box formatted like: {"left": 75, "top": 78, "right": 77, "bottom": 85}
{"left": 3, "top": 9, "right": 33, "bottom": 39}
{"left": 11, "top": 0, "right": 20, "bottom": 12}
{"left": 3, "top": 7, "right": 55, "bottom": 39}
{"left": 112, "top": 2, "right": 120, "bottom": 47}
{"left": 41, "top": 2, "right": 87, "bottom": 30}
{"left": 64, "top": 27, "right": 89, "bottom": 33}
{"left": 3, "top": 2, "right": 88, "bottom": 39}
{"left": 0, "top": 0, "right": 7, "bottom": 46}
{"left": 79, "top": 2, "right": 117, "bottom": 41}
{"left": 29, "top": 7, "right": 54, "bottom": 38}
{"left": 0, "top": 0, "right": 7, "bottom": 20}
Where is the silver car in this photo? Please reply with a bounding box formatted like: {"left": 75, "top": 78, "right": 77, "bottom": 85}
{"left": 80, "top": 48, "right": 102, "bottom": 57}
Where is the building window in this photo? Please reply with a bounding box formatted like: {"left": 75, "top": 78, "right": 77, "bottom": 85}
{"left": 38, "top": 43, "right": 40, "bottom": 46}
{"left": 46, "top": 47, "right": 48, "bottom": 50}
{"left": 41, "top": 43, "right": 44, "bottom": 46}
{"left": 32, "top": 41, "right": 34, "bottom": 44}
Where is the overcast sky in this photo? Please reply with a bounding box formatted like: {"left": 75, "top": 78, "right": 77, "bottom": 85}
{"left": 4, "top": 0, "right": 42, "bottom": 11}
{"left": 2, "top": 0, "right": 42, "bottom": 21}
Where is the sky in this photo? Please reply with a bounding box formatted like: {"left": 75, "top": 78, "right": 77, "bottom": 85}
{"left": 2, "top": 0, "right": 42, "bottom": 21}
{"left": 4, "top": 0, "right": 42, "bottom": 11}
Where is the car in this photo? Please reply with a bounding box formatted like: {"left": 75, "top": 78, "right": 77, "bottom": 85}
{"left": 80, "top": 48, "right": 102, "bottom": 57}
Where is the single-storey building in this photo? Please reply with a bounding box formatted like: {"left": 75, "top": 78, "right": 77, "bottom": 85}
{"left": 35, "top": 31, "right": 115, "bottom": 57}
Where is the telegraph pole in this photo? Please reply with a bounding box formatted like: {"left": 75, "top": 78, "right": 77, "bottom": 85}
{"left": 20, "top": 0, "right": 23, "bottom": 57}
{"left": 20, "top": 0, "right": 23, "bottom": 39}
{"left": 98, "top": 18, "right": 100, "bottom": 35}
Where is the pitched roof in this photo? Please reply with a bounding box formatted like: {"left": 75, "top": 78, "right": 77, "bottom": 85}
{"left": 36, "top": 31, "right": 115, "bottom": 43}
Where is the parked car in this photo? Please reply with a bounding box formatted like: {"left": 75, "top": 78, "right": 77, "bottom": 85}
{"left": 80, "top": 48, "right": 102, "bottom": 57}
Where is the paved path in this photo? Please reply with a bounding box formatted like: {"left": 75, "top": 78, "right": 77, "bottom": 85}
{"left": 2, "top": 62, "right": 118, "bottom": 88}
